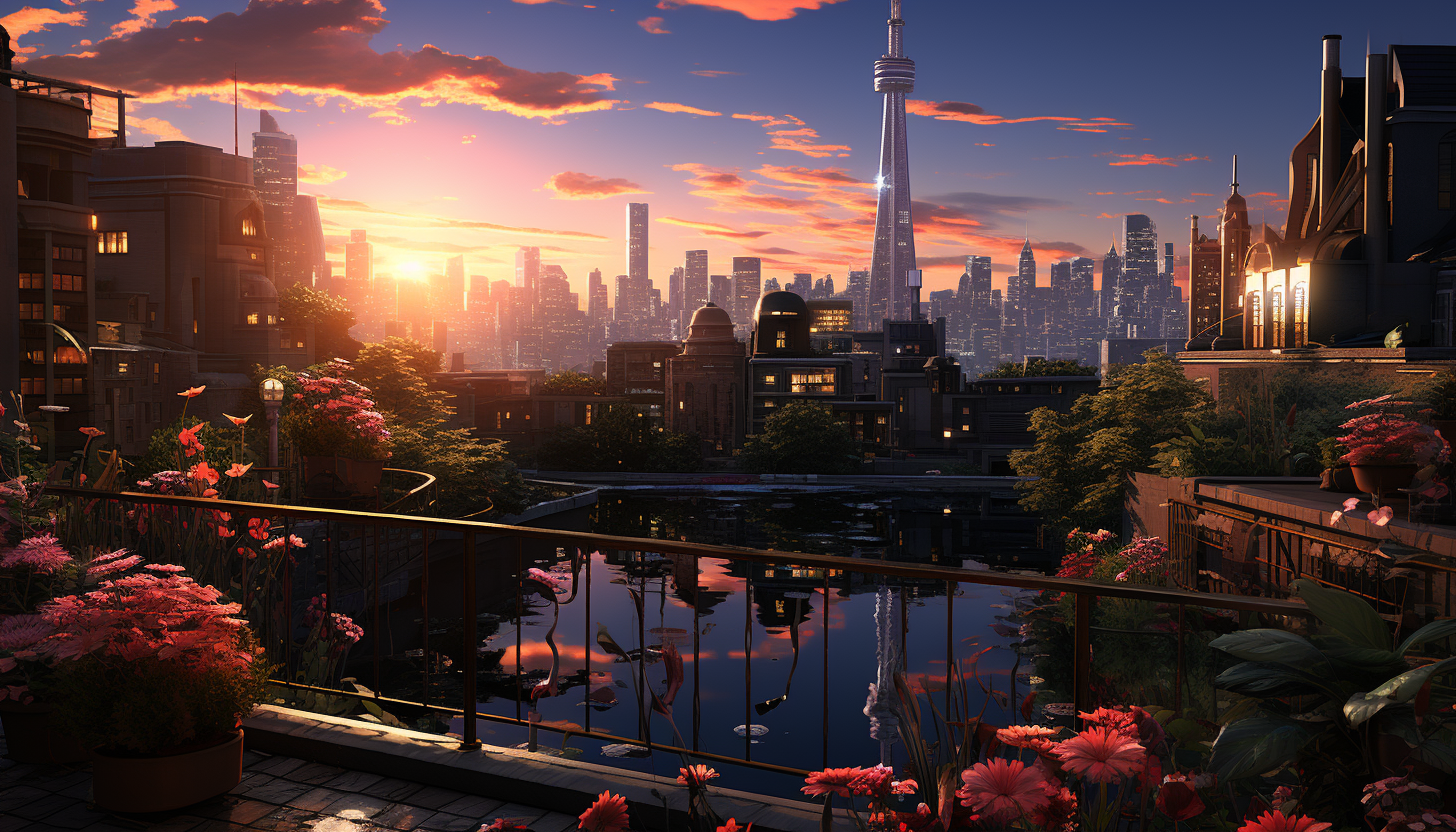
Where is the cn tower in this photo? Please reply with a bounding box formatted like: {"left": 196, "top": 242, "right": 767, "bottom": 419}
{"left": 866, "top": 0, "right": 917, "bottom": 326}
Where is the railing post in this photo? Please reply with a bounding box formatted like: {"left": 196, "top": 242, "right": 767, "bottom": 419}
{"left": 460, "top": 530, "right": 480, "bottom": 751}
{"left": 1175, "top": 603, "right": 1186, "bottom": 714}
{"left": 1072, "top": 591, "right": 1092, "bottom": 719}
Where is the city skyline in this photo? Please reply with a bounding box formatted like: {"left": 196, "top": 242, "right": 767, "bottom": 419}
{"left": 5, "top": 0, "right": 1452, "bottom": 303}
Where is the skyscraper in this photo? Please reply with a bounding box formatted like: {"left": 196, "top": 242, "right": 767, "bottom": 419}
{"left": 847, "top": 269, "right": 870, "bottom": 329}
{"left": 292, "top": 194, "right": 327, "bottom": 287}
{"left": 441, "top": 255, "right": 465, "bottom": 314}
{"left": 866, "top": 0, "right": 918, "bottom": 325}
{"left": 251, "top": 110, "right": 309, "bottom": 287}
{"left": 343, "top": 230, "right": 372, "bottom": 308}
{"left": 732, "top": 257, "right": 761, "bottom": 333}
{"left": 625, "top": 203, "right": 649, "bottom": 335}
{"left": 709, "top": 275, "right": 732, "bottom": 311}
{"left": 683, "top": 251, "right": 709, "bottom": 328}
{"left": 1100, "top": 242, "right": 1120, "bottom": 320}
{"left": 1120, "top": 214, "right": 1158, "bottom": 308}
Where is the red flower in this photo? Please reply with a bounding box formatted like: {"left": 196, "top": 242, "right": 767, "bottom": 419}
{"left": 248, "top": 517, "right": 271, "bottom": 540}
{"left": 801, "top": 767, "right": 865, "bottom": 799}
{"left": 224, "top": 413, "right": 252, "bottom": 426}
{"left": 178, "top": 385, "right": 206, "bottom": 398}
{"left": 716, "top": 822, "right": 751, "bottom": 832}
{"left": 225, "top": 462, "right": 253, "bottom": 478}
{"left": 188, "top": 461, "right": 220, "bottom": 486}
{"left": 1054, "top": 726, "right": 1146, "bottom": 784}
{"left": 677, "top": 765, "right": 719, "bottom": 787}
{"left": 178, "top": 424, "right": 204, "bottom": 457}
{"left": 578, "top": 791, "right": 629, "bottom": 832}
{"left": 79, "top": 427, "right": 104, "bottom": 438}
{"left": 957, "top": 758, "right": 1053, "bottom": 823}
{"left": 1156, "top": 774, "right": 1205, "bottom": 821}
{"left": 1238, "top": 811, "right": 1331, "bottom": 832}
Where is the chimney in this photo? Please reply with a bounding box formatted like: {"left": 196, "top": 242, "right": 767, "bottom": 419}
{"left": 1364, "top": 51, "right": 1388, "bottom": 322}
{"left": 1319, "top": 35, "right": 1343, "bottom": 227}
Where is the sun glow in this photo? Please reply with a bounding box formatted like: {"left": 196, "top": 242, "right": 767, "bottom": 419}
{"left": 396, "top": 261, "right": 427, "bottom": 280}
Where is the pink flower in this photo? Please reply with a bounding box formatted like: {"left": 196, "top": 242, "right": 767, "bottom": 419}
{"left": 716, "top": 822, "right": 751, "bottom": 832}
{"left": 79, "top": 426, "right": 104, "bottom": 438}
{"left": 578, "top": 791, "right": 629, "bottom": 832}
{"left": 262, "top": 479, "right": 280, "bottom": 490}
{"left": 224, "top": 413, "right": 252, "bottom": 426}
{"left": 225, "top": 462, "right": 253, "bottom": 478}
{"left": 677, "top": 765, "right": 719, "bottom": 787}
{"left": 996, "top": 724, "right": 1061, "bottom": 753}
{"left": 1054, "top": 725, "right": 1147, "bottom": 783}
{"left": 850, "top": 764, "right": 893, "bottom": 797}
{"left": 178, "top": 424, "right": 205, "bottom": 457}
{"left": 1343, "top": 497, "right": 1361, "bottom": 511}
{"left": 178, "top": 385, "right": 206, "bottom": 398}
{"left": 1157, "top": 773, "right": 1205, "bottom": 820}
{"left": 248, "top": 518, "right": 271, "bottom": 541}
{"left": 0, "top": 614, "right": 54, "bottom": 651}
{"left": 480, "top": 820, "right": 531, "bottom": 832}
{"left": 1368, "top": 506, "right": 1394, "bottom": 527}
{"left": 957, "top": 758, "right": 1053, "bottom": 823}
{"left": 1, "top": 534, "right": 72, "bottom": 574}
{"left": 801, "top": 767, "right": 865, "bottom": 799}
{"left": 262, "top": 535, "right": 306, "bottom": 551}
{"left": 144, "top": 564, "right": 187, "bottom": 573}
{"left": 1238, "top": 811, "right": 1332, "bottom": 832}
{"left": 891, "top": 778, "right": 918, "bottom": 795}
{"left": 525, "top": 567, "right": 566, "bottom": 593}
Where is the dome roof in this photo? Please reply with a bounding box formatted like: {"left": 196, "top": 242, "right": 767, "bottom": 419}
{"left": 688, "top": 302, "right": 733, "bottom": 331}
{"left": 753, "top": 290, "right": 809, "bottom": 320}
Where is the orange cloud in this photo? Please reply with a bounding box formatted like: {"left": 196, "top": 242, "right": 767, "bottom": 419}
{"left": 907, "top": 100, "right": 1076, "bottom": 126}
{"left": 645, "top": 101, "right": 722, "bottom": 117}
{"left": 0, "top": 7, "right": 86, "bottom": 37}
{"left": 299, "top": 163, "right": 348, "bottom": 185}
{"left": 654, "top": 0, "right": 848, "bottom": 21}
{"left": 690, "top": 69, "right": 741, "bottom": 77}
{"left": 731, "top": 112, "right": 846, "bottom": 158}
{"left": 658, "top": 216, "right": 771, "bottom": 239}
{"left": 315, "top": 196, "right": 610, "bottom": 240}
{"left": 545, "top": 171, "right": 650, "bottom": 200}
{"left": 637, "top": 15, "right": 670, "bottom": 33}
{"left": 1103, "top": 153, "right": 1208, "bottom": 167}
{"left": 111, "top": 0, "right": 176, "bottom": 37}
{"left": 127, "top": 115, "right": 188, "bottom": 142}
{"left": 26, "top": 0, "right": 619, "bottom": 121}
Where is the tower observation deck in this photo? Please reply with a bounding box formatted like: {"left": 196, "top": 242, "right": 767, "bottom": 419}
{"left": 867, "top": 0, "right": 917, "bottom": 326}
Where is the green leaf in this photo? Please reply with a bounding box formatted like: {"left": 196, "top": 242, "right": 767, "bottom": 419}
{"left": 1384, "top": 712, "right": 1456, "bottom": 775}
{"left": 1208, "top": 716, "right": 1312, "bottom": 781}
{"left": 1214, "top": 661, "right": 1341, "bottom": 701}
{"left": 1308, "top": 635, "right": 1407, "bottom": 680}
{"left": 1292, "top": 578, "right": 1391, "bottom": 651}
{"left": 1344, "top": 657, "right": 1456, "bottom": 727}
{"left": 1395, "top": 619, "right": 1456, "bottom": 657}
{"left": 1189, "top": 423, "right": 1205, "bottom": 442}
{"left": 1210, "top": 629, "right": 1327, "bottom": 667}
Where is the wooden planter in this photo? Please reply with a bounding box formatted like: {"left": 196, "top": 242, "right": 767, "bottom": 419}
{"left": 1350, "top": 463, "right": 1418, "bottom": 499}
{"left": 91, "top": 730, "right": 244, "bottom": 813}
{"left": 0, "top": 701, "right": 90, "bottom": 764}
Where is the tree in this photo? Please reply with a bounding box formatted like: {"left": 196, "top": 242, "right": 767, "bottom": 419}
{"left": 981, "top": 358, "right": 1098, "bottom": 379}
{"left": 540, "top": 371, "right": 604, "bottom": 396}
{"left": 352, "top": 338, "right": 448, "bottom": 424}
{"left": 1011, "top": 349, "right": 1210, "bottom": 534}
{"left": 278, "top": 284, "right": 360, "bottom": 363}
{"left": 536, "top": 404, "right": 701, "bottom": 472}
{"left": 739, "top": 400, "right": 858, "bottom": 474}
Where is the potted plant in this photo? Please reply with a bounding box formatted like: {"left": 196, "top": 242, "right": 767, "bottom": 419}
{"left": 20, "top": 557, "right": 271, "bottom": 812}
{"left": 1336, "top": 395, "right": 1446, "bottom": 503}
{"left": 1420, "top": 368, "right": 1456, "bottom": 442}
{"left": 281, "top": 360, "right": 392, "bottom": 497}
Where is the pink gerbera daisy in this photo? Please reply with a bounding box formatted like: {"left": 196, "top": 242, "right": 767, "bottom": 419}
{"left": 801, "top": 767, "right": 865, "bottom": 799}
{"left": 1054, "top": 726, "right": 1147, "bottom": 784}
{"left": 578, "top": 791, "right": 629, "bottom": 832}
{"left": 1238, "top": 811, "right": 1332, "bottom": 832}
{"left": 957, "top": 758, "right": 1052, "bottom": 823}
{"left": 996, "top": 724, "right": 1062, "bottom": 753}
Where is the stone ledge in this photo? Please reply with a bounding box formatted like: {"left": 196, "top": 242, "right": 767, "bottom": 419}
{"left": 242, "top": 705, "right": 846, "bottom": 832}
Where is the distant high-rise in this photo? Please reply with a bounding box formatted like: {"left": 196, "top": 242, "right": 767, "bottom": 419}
{"left": 866, "top": 0, "right": 918, "bottom": 325}
{"left": 788, "top": 273, "right": 812, "bottom": 298}
{"left": 1099, "top": 242, "right": 1120, "bottom": 319}
{"left": 293, "top": 194, "right": 327, "bottom": 287}
{"left": 1009, "top": 239, "right": 1035, "bottom": 321}
{"left": 732, "top": 257, "right": 761, "bottom": 332}
{"left": 441, "top": 255, "right": 465, "bottom": 314}
{"left": 344, "top": 230, "right": 372, "bottom": 295}
{"left": 251, "top": 110, "right": 305, "bottom": 286}
{"left": 515, "top": 247, "right": 540, "bottom": 293}
{"left": 1069, "top": 257, "right": 1095, "bottom": 318}
{"left": 626, "top": 203, "right": 649, "bottom": 334}
{"left": 847, "top": 269, "right": 871, "bottom": 329}
{"left": 763, "top": 277, "right": 781, "bottom": 293}
{"left": 684, "top": 251, "right": 709, "bottom": 326}
{"left": 1121, "top": 214, "right": 1158, "bottom": 304}
{"left": 709, "top": 274, "right": 732, "bottom": 310}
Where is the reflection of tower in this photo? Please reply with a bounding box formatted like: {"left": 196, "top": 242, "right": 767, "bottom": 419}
{"left": 866, "top": 0, "right": 917, "bottom": 326}
{"left": 862, "top": 583, "right": 902, "bottom": 766}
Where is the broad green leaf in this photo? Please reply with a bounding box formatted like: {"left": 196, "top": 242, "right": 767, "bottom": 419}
{"left": 1395, "top": 618, "right": 1456, "bottom": 657}
{"left": 1210, "top": 629, "right": 1327, "bottom": 667}
{"left": 1382, "top": 710, "right": 1456, "bottom": 775}
{"left": 1208, "top": 716, "right": 1312, "bottom": 781}
{"left": 1345, "top": 657, "right": 1456, "bottom": 727}
{"left": 1214, "top": 661, "right": 1341, "bottom": 701}
{"left": 1292, "top": 578, "right": 1390, "bottom": 651}
{"left": 1309, "top": 635, "right": 1407, "bottom": 680}
{"left": 1189, "top": 423, "right": 1205, "bottom": 442}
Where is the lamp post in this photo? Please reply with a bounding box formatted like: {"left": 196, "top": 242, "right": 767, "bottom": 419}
{"left": 260, "top": 378, "right": 285, "bottom": 488}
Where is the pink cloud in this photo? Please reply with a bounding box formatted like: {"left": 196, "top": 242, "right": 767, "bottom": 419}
{"left": 645, "top": 101, "right": 722, "bottom": 116}
{"left": 24, "top": 0, "right": 619, "bottom": 121}
{"left": 0, "top": 7, "right": 86, "bottom": 37}
{"left": 299, "top": 163, "right": 348, "bottom": 185}
{"left": 654, "top": 0, "right": 848, "bottom": 21}
{"left": 637, "top": 16, "right": 670, "bottom": 34}
{"left": 1103, "top": 153, "right": 1207, "bottom": 167}
{"left": 658, "top": 216, "right": 771, "bottom": 239}
{"left": 111, "top": 0, "right": 176, "bottom": 37}
{"left": 545, "top": 171, "right": 650, "bottom": 200}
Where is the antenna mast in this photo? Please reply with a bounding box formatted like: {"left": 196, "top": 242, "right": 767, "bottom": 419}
{"left": 233, "top": 66, "right": 239, "bottom": 156}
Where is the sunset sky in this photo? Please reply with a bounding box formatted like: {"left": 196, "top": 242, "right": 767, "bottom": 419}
{"left": 6, "top": 0, "right": 1453, "bottom": 304}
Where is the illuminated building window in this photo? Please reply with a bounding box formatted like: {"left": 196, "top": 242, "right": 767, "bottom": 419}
{"left": 789, "top": 370, "right": 836, "bottom": 394}
{"left": 19, "top": 273, "right": 43, "bottom": 289}
{"left": 1248, "top": 291, "right": 1263, "bottom": 348}
{"left": 117, "top": 361, "right": 129, "bottom": 376}
{"left": 52, "top": 246, "right": 85, "bottom": 261}
{"left": 242, "top": 217, "right": 259, "bottom": 236}
{"left": 52, "top": 274, "right": 85, "bottom": 292}
{"left": 246, "top": 312, "right": 260, "bottom": 325}
{"left": 898, "top": 210, "right": 910, "bottom": 224}
{"left": 98, "top": 231, "right": 128, "bottom": 254}
{"left": 1269, "top": 288, "right": 1284, "bottom": 348}
{"left": 267, "top": 314, "right": 277, "bottom": 325}
{"left": 55, "top": 346, "right": 85, "bottom": 365}
{"left": 775, "top": 330, "right": 787, "bottom": 349}
{"left": 1293, "top": 282, "right": 1309, "bottom": 347}
{"left": 876, "top": 415, "right": 887, "bottom": 425}
{"left": 153, "top": 362, "right": 161, "bottom": 385}
{"left": 762, "top": 374, "right": 776, "bottom": 385}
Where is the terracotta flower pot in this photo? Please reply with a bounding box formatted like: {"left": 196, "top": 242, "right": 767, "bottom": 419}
{"left": 0, "top": 701, "right": 90, "bottom": 764}
{"left": 91, "top": 730, "right": 244, "bottom": 813}
{"left": 1350, "top": 463, "right": 1418, "bottom": 499}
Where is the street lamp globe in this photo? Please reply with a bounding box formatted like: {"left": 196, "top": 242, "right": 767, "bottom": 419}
{"left": 260, "top": 377, "right": 285, "bottom": 403}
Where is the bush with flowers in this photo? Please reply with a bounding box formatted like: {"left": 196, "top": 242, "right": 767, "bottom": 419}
{"left": 17, "top": 553, "right": 271, "bottom": 754}
{"left": 1336, "top": 395, "right": 1447, "bottom": 468}
{"left": 280, "top": 359, "right": 392, "bottom": 460}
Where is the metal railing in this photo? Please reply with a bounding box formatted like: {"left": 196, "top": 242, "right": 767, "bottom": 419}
{"left": 53, "top": 486, "right": 1313, "bottom": 789}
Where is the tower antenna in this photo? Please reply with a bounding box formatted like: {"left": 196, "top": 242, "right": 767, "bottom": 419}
{"left": 232, "top": 65, "right": 239, "bottom": 156}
